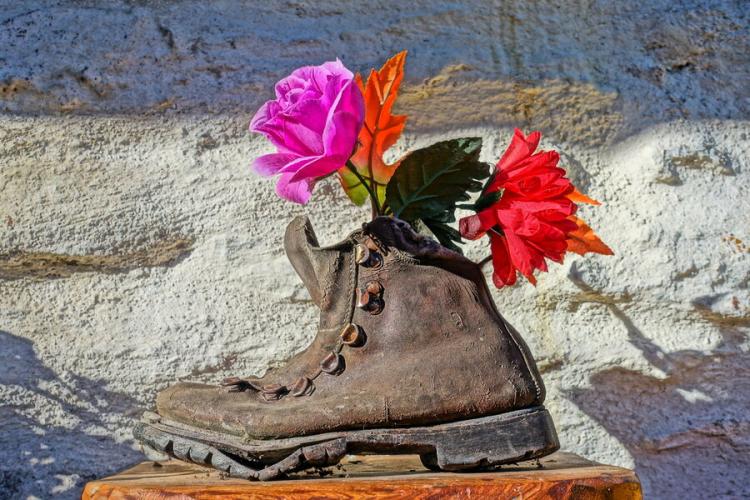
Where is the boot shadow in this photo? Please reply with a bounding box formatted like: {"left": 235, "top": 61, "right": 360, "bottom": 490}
{"left": 565, "top": 275, "right": 750, "bottom": 499}
{"left": 0, "top": 330, "right": 142, "bottom": 499}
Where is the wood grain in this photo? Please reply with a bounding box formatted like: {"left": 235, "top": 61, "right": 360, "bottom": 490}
{"left": 83, "top": 452, "right": 642, "bottom": 499}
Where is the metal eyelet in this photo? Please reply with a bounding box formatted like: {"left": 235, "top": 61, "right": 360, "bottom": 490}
{"left": 355, "top": 244, "right": 370, "bottom": 265}
{"left": 260, "top": 384, "right": 287, "bottom": 401}
{"left": 289, "top": 376, "right": 313, "bottom": 397}
{"left": 355, "top": 243, "right": 383, "bottom": 268}
{"left": 356, "top": 288, "right": 383, "bottom": 315}
{"left": 364, "top": 237, "right": 380, "bottom": 252}
{"left": 367, "top": 298, "right": 384, "bottom": 315}
{"left": 357, "top": 280, "right": 384, "bottom": 315}
{"left": 356, "top": 288, "right": 371, "bottom": 308}
{"left": 340, "top": 323, "right": 366, "bottom": 347}
{"left": 368, "top": 252, "right": 383, "bottom": 269}
{"left": 366, "top": 280, "right": 383, "bottom": 295}
{"left": 320, "top": 352, "right": 345, "bottom": 375}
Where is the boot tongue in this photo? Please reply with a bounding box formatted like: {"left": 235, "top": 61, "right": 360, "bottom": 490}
{"left": 284, "top": 217, "right": 355, "bottom": 323}
{"left": 284, "top": 216, "right": 329, "bottom": 306}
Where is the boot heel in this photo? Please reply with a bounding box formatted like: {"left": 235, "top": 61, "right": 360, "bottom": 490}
{"left": 417, "top": 407, "right": 559, "bottom": 471}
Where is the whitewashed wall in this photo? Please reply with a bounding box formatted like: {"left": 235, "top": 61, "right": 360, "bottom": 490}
{"left": 1, "top": 1, "right": 748, "bottom": 498}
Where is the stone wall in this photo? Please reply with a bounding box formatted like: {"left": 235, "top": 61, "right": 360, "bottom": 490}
{"left": 1, "top": 1, "right": 748, "bottom": 498}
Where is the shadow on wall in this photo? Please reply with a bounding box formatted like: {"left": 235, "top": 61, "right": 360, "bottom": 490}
{"left": 0, "top": 331, "right": 142, "bottom": 499}
{"left": 566, "top": 275, "right": 750, "bottom": 499}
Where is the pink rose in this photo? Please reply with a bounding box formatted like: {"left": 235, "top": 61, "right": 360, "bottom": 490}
{"left": 249, "top": 60, "right": 365, "bottom": 204}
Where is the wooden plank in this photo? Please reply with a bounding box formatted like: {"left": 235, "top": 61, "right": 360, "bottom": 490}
{"left": 83, "top": 452, "right": 642, "bottom": 499}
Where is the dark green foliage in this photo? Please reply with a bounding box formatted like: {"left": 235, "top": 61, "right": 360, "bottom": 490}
{"left": 385, "top": 137, "right": 490, "bottom": 251}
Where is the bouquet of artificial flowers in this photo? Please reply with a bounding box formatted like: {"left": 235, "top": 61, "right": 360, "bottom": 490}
{"left": 249, "top": 52, "right": 611, "bottom": 288}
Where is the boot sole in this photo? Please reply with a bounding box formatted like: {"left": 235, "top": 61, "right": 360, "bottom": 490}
{"left": 134, "top": 406, "right": 559, "bottom": 480}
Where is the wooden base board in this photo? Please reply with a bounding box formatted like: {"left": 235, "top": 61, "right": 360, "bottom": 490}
{"left": 83, "top": 451, "right": 642, "bottom": 499}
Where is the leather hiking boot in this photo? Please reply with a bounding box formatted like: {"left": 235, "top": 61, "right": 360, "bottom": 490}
{"left": 135, "top": 216, "right": 559, "bottom": 480}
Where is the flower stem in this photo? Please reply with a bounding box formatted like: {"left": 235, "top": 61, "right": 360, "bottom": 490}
{"left": 346, "top": 160, "right": 381, "bottom": 219}
{"left": 479, "top": 254, "right": 492, "bottom": 269}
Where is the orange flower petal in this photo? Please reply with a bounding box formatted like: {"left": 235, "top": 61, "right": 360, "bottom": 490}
{"left": 338, "top": 51, "right": 407, "bottom": 205}
{"left": 566, "top": 188, "right": 601, "bottom": 205}
{"left": 566, "top": 216, "right": 613, "bottom": 256}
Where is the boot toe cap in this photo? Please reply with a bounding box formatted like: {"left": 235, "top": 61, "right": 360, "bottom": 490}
{"left": 156, "top": 382, "right": 229, "bottom": 430}
{"left": 155, "top": 382, "right": 288, "bottom": 438}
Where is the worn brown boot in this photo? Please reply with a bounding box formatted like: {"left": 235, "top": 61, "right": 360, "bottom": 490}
{"left": 135, "top": 216, "right": 558, "bottom": 479}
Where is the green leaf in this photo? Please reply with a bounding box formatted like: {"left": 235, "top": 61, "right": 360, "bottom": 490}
{"left": 385, "top": 137, "right": 490, "bottom": 250}
{"left": 421, "top": 215, "right": 464, "bottom": 253}
{"left": 473, "top": 189, "right": 504, "bottom": 212}
{"left": 410, "top": 215, "right": 463, "bottom": 254}
{"left": 337, "top": 168, "right": 370, "bottom": 206}
{"left": 386, "top": 137, "right": 490, "bottom": 220}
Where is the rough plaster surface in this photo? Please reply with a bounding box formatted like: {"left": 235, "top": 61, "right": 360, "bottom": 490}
{"left": 1, "top": 1, "right": 749, "bottom": 498}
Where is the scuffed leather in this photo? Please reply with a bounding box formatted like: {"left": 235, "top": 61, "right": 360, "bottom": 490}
{"left": 157, "top": 216, "right": 547, "bottom": 439}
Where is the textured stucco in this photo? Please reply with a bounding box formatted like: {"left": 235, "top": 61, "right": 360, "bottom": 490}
{"left": 1, "top": 1, "right": 749, "bottom": 498}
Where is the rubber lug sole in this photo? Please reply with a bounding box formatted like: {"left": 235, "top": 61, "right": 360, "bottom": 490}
{"left": 134, "top": 406, "right": 559, "bottom": 480}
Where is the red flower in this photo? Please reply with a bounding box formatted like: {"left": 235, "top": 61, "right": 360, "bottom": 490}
{"left": 459, "top": 129, "right": 578, "bottom": 287}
